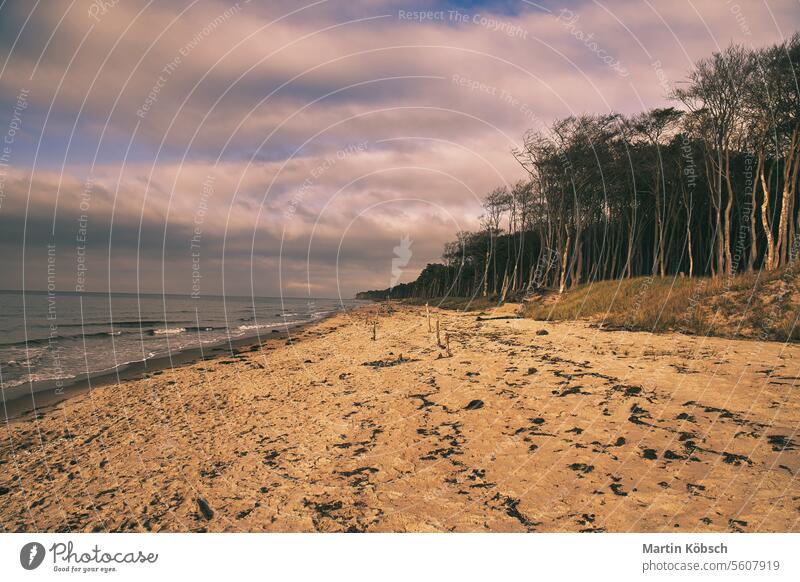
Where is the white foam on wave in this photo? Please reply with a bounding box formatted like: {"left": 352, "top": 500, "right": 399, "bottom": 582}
{"left": 1, "top": 373, "right": 75, "bottom": 389}
{"left": 237, "top": 323, "right": 283, "bottom": 331}
{"left": 311, "top": 310, "right": 334, "bottom": 319}
{"left": 152, "top": 327, "right": 186, "bottom": 336}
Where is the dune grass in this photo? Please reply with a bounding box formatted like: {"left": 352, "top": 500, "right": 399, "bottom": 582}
{"left": 523, "top": 266, "right": 799, "bottom": 342}
{"left": 391, "top": 265, "right": 798, "bottom": 341}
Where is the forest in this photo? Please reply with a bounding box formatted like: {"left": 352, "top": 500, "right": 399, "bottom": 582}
{"left": 357, "top": 35, "right": 800, "bottom": 302}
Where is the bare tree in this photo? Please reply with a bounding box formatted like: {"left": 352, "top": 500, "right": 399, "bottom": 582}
{"left": 674, "top": 45, "right": 753, "bottom": 277}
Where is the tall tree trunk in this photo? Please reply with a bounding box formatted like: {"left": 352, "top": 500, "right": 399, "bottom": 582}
{"left": 687, "top": 220, "right": 694, "bottom": 278}
{"left": 482, "top": 234, "right": 492, "bottom": 297}
{"left": 653, "top": 188, "right": 662, "bottom": 277}
{"left": 747, "top": 152, "right": 762, "bottom": 272}
{"left": 573, "top": 236, "right": 583, "bottom": 289}
{"left": 760, "top": 154, "right": 776, "bottom": 270}
{"left": 716, "top": 152, "right": 725, "bottom": 276}
{"left": 625, "top": 204, "right": 636, "bottom": 278}
{"left": 724, "top": 150, "right": 735, "bottom": 274}
{"left": 776, "top": 129, "right": 798, "bottom": 267}
{"left": 559, "top": 224, "right": 571, "bottom": 294}
{"left": 500, "top": 269, "right": 510, "bottom": 302}
{"left": 703, "top": 152, "right": 721, "bottom": 277}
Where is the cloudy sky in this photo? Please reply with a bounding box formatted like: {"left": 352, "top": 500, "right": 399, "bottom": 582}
{"left": 0, "top": 0, "right": 797, "bottom": 299}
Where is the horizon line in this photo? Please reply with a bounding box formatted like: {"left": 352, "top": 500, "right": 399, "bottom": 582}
{"left": 0, "top": 289, "right": 358, "bottom": 301}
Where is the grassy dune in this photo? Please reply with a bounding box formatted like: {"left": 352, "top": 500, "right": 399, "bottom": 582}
{"left": 523, "top": 266, "right": 799, "bottom": 342}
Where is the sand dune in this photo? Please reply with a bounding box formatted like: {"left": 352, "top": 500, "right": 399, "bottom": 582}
{"left": 1, "top": 304, "right": 798, "bottom": 532}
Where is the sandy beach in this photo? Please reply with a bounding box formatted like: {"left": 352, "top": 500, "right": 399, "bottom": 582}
{"left": 1, "top": 304, "right": 798, "bottom": 532}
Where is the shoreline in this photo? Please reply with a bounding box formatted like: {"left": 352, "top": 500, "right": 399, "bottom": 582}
{"left": 0, "top": 311, "right": 348, "bottom": 422}
{"left": 1, "top": 303, "right": 797, "bottom": 532}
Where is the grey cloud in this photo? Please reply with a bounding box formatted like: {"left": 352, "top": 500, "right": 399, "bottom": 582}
{"left": 1, "top": 0, "right": 798, "bottom": 296}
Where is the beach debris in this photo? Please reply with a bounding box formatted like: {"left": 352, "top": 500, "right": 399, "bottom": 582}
{"left": 628, "top": 403, "right": 651, "bottom": 425}
{"left": 409, "top": 392, "right": 436, "bottom": 409}
{"left": 464, "top": 399, "right": 484, "bottom": 410}
{"left": 536, "top": 329, "right": 549, "bottom": 336}
{"left": 728, "top": 518, "right": 748, "bottom": 532}
{"left": 621, "top": 385, "right": 642, "bottom": 397}
{"left": 491, "top": 494, "right": 540, "bottom": 531}
{"left": 577, "top": 513, "right": 601, "bottom": 532}
{"left": 687, "top": 483, "right": 706, "bottom": 495}
{"left": 363, "top": 356, "right": 416, "bottom": 368}
{"left": 371, "top": 321, "right": 377, "bottom": 341}
{"left": 264, "top": 450, "right": 280, "bottom": 467}
{"left": 721, "top": 452, "right": 751, "bottom": 466}
{"left": 609, "top": 483, "right": 628, "bottom": 496}
{"left": 337, "top": 466, "right": 379, "bottom": 486}
{"left": 767, "top": 435, "right": 797, "bottom": 451}
{"left": 303, "top": 499, "right": 347, "bottom": 530}
{"left": 568, "top": 463, "right": 594, "bottom": 475}
{"left": 196, "top": 497, "right": 214, "bottom": 520}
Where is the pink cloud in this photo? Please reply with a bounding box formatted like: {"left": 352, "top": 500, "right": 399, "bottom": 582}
{"left": 1, "top": 0, "right": 797, "bottom": 295}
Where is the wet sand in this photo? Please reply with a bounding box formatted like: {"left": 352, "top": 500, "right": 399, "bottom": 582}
{"left": 1, "top": 304, "right": 798, "bottom": 532}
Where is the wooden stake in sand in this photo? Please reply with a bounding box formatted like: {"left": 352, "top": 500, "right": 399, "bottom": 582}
{"left": 436, "top": 318, "right": 442, "bottom": 347}
{"left": 372, "top": 321, "right": 377, "bottom": 341}
{"left": 426, "top": 303, "right": 431, "bottom": 332}
{"left": 445, "top": 333, "right": 451, "bottom": 357}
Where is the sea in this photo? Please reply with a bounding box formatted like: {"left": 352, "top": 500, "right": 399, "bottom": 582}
{"left": 0, "top": 291, "right": 365, "bottom": 393}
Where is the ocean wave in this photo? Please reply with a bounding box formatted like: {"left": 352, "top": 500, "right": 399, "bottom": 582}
{"left": 2, "top": 323, "right": 238, "bottom": 349}
{"left": 2, "top": 352, "right": 47, "bottom": 369}
{"left": 0, "top": 329, "right": 133, "bottom": 348}
{"left": 0, "top": 300, "right": 353, "bottom": 392}
{"left": 1, "top": 372, "right": 76, "bottom": 389}
{"left": 150, "top": 327, "right": 187, "bottom": 336}
{"left": 58, "top": 320, "right": 173, "bottom": 328}
{"left": 236, "top": 322, "right": 285, "bottom": 331}
{"left": 2, "top": 352, "right": 152, "bottom": 389}
{"left": 306, "top": 310, "right": 334, "bottom": 320}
